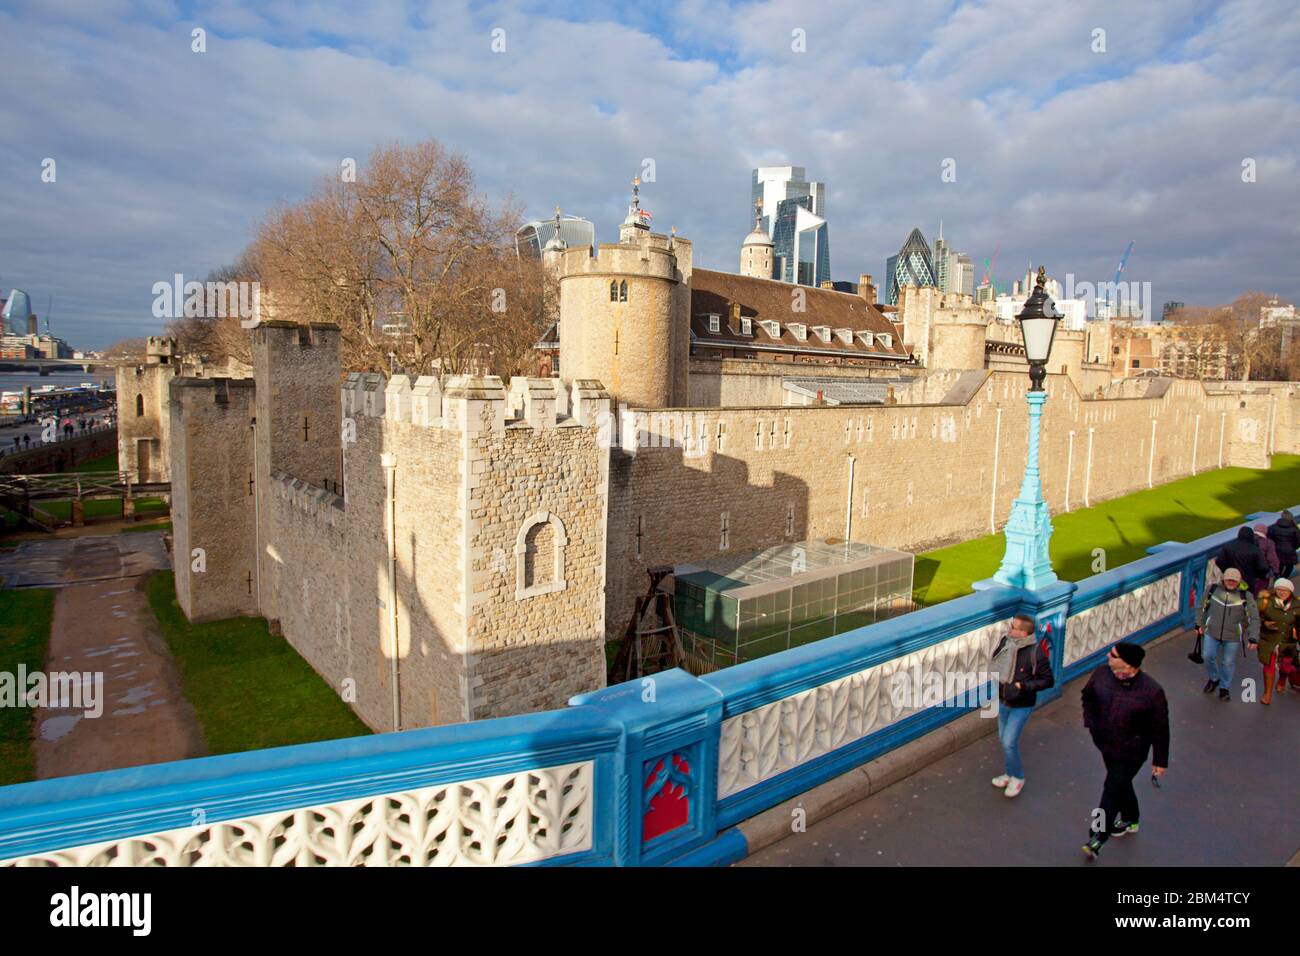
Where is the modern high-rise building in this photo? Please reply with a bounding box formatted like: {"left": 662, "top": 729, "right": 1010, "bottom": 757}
{"left": 751, "top": 166, "right": 825, "bottom": 235}
{"left": 933, "top": 227, "right": 951, "bottom": 294}
{"left": 771, "top": 196, "right": 830, "bottom": 288}
{"left": 953, "top": 254, "right": 974, "bottom": 296}
{"left": 515, "top": 214, "right": 595, "bottom": 259}
{"left": 885, "top": 228, "right": 937, "bottom": 305}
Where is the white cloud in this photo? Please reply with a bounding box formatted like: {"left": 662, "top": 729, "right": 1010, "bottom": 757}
{"left": 0, "top": 0, "right": 1296, "bottom": 348}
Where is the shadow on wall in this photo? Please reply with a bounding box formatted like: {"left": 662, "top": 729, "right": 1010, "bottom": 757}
{"left": 607, "top": 440, "right": 810, "bottom": 651}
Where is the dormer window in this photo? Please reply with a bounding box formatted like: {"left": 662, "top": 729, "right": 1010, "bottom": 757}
{"left": 708, "top": 314, "right": 720, "bottom": 333}
{"left": 741, "top": 317, "right": 752, "bottom": 336}
{"left": 789, "top": 323, "right": 807, "bottom": 342}
{"left": 878, "top": 332, "right": 893, "bottom": 349}
{"left": 812, "top": 326, "right": 831, "bottom": 343}
{"left": 836, "top": 328, "right": 853, "bottom": 344}
{"left": 856, "top": 331, "right": 875, "bottom": 349}
{"left": 760, "top": 319, "right": 780, "bottom": 338}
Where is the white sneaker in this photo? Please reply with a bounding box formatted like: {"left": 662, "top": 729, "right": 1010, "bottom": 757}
{"left": 991, "top": 774, "right": 1011, "bottom": 788}
{"left": 1004, "top": 777, "right": 1025, "bottom": 798}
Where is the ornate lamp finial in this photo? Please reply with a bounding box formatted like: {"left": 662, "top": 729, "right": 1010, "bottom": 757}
{"left": 1035, "top": 265, "right": 1046, "bottom": 290}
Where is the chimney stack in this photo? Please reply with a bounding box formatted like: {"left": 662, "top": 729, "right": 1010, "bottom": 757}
{"left": 858, "top": 274, "right": 876, "bottom": 304}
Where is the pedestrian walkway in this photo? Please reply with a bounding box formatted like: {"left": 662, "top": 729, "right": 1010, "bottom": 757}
{"left": 739, "top": 629, "right": 1300, "bottom": 866}
{"left": 1, "top": 533, "right": 205, "bottom": 779}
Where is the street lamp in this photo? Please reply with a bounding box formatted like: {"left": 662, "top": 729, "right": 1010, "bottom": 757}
{"left": 1018, "top": 267, "right": 1059, "bottom": 392}
{"left": 991, "top": 266, "right": 1061, "bottom": 590}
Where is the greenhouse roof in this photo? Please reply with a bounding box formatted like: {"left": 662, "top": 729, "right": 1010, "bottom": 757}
{"left": 674, "top": 539, "right": 911, "bottom": 602}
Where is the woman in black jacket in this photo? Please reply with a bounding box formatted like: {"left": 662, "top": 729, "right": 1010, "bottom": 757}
{"left": 1214, "top": 526, "right": 1271, "bottom": 593}
{"left": 989, "top": 614, "right": 1054, "bottom": 799}
{"left": 1268, "top": 511, "right": 1299, "bottom": 579}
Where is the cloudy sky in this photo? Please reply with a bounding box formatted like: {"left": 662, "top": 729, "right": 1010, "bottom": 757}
{"left": 2, "top": 0, "right": 1297, "bottom": 349}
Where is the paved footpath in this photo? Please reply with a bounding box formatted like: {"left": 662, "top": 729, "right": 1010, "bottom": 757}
{"left": 740, "top": 629, "right": 1300, "bottom": 867}
{"left": 1, "top": 533, "right": 206, "bottom": 780}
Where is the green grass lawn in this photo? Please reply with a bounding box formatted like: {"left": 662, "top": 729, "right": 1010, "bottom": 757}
{"left": 69, "top": 451, "right": 119, "bottom": 473}
{"left": 144, "top": 572, "right": 371, "bottom": 755}
{"left": 33, "top": 496, "right": 168, "bottom": 522}
{"left": 0, "top": 589, "right": 55, "bottom": 786}
{"left": 914, "top": 453, "right": 1300, "bottom": 606}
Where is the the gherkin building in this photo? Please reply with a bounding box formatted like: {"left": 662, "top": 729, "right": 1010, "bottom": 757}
{"left": 884, "top": 228, "right": 937, "bottom": 305}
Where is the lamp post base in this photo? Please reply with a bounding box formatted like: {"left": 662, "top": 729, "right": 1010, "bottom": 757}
{"left": 991, "top": 389, "right": 1058, "bottom": 592}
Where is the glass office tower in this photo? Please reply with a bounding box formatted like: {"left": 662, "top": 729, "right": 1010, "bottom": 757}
{"left": 771, "top": 197, "right": 831, "bottom": 288}
{"left": 514, "top": 215, "right": 595, "bottom": 259}
{"left": 885, "top": 228, "right": 937, "bottom": 304}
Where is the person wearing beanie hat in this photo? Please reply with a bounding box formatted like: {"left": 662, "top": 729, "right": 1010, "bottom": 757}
{"left": 1080, "top": 641, "right": 1170, "bottom": 859}
{"left": 1268, "top": 511, "right": 1300, "bottom": 579}
{"left": 1195, "top": 567, "right": 1259, "bottom": 701}
{"left": 1214, "top": 526, "right": 1271, "bottom": 597}
{"left": 1253, "top": 578, "right": 1299, "bottom": 704}
{"left": 1254, "top": 524, "right": 1280, "bottom": 582}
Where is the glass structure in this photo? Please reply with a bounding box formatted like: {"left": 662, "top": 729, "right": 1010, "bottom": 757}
{"left": 751, "top": 166, "right": 824, "bottom": 235}
{"left": 771, "top": 197, "right": 831, "bottom": 288}
{"left": 1, "top": 290, "right": 33, "bottom": 333}
{"left": 515, "top": 215, "right": 595, "bottom": 259}
{"left": 885, "top": 228, "right": 937, "bottom": 304}
{"left": 673, "top": 540, "right": 914, "bottom": 672}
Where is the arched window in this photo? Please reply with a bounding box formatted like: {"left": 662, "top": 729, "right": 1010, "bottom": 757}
{"left": 618, "top": 280, "right": 628, "bottom": 302}
{"left": 515, "top": 511, "right": 568, "bottom": 599}
{"left": 135, "top": 394, "right": 144, "bottom": 417}
{"left": 610, "top": 281, "right": 618, "bottom": 302}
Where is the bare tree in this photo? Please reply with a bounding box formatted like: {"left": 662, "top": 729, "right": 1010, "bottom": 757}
{"left": 249, "top": 140, "right": 549, "bottom": 379}
{"left": 1168, "top": 292, "right": 1281, "bottom": 381}
{"left": 164, "top": 252, "right": 261, "bottom": 368}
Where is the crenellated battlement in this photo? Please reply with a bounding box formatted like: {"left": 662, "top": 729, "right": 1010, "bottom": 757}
{"left": 340, "top": 374, "right": 610, "bottom": 435}
{"left": 558, "top": 231, "right": 691, "bottom": 284}
{"left": 271, "top": 470, "right": 344, "bottom": 527}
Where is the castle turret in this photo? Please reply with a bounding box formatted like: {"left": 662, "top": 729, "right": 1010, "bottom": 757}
{"left": 740, "top": 199, "right": 774, "bottom": 279}
{"left": 558, "top": 178, "right": 691, "bottom": 408}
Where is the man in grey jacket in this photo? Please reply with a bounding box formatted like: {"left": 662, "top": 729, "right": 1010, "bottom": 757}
{"left": 1195, "top": 567, "right": 1260, "bottom": 701}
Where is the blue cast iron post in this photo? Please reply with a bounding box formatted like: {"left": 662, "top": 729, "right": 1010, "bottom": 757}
{"left": 990, "top": 266, "right": 1061, "bottom": 591}
{"left": 994, "top": 389, "right": 1057, "bottom": 589}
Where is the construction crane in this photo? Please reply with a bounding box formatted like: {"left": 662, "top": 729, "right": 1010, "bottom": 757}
{"left": 1101, "top": 241, "right": 1136, "bottom": 318}
{"left": 981, "top": 246, "right": 1000, "bottom": 289}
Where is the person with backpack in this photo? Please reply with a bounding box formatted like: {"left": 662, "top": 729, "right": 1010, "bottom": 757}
{"left": 1195, "top": 567, "right": 1259, "bottom": 701}
{"left": 1268, "top": 511, "right": 1300, "bottom": 580}
{"left": 1081, "top": 642, "right": 1170, "bottom": 859}
{"left": 1213, "top": 526, "right": 1270, "bottom": 595}
{"left": 1252, "top": 578, "right": 1299, "bottom": 705}
{"left": 989, "top": 613, "right": 1054, "bottom": 799}
{"left": 1254, "top": 524, "right": 1280, "bottom": 584}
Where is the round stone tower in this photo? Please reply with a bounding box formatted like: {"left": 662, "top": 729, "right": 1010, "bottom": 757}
{"left": 558, "top": 178, "right": 691, "bottom": 408}
{"left": 740, "top": 200, "right": 773, "bottom": 279}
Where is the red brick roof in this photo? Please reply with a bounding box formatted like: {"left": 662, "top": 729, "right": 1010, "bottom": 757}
{"left": 689, "top": 269, "right": 910, "bottom": 361}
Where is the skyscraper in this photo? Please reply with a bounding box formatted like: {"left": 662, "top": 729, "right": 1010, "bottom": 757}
{"left": 771, "top": 196, "right": 831, "bottom": 288}
{"left": 953, "top": 253, "right": 974, "bottom": 296}
{"left": 933, "top": 225, "right": 950, "bottom": 294}
{"left": 751, "top": 166, "right": 825, "bottom": 235}
{"left": 514, "top": 214, "right": 595, "bottom": 259}
{"left": 885, "top": 228, "right": 937, "bottom": 305}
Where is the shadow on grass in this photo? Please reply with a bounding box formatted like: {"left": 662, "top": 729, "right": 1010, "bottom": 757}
{"left": 917, "top": 454, "right": 1300, "bottom": 607}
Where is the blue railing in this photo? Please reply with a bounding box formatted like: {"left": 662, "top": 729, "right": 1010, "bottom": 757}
{"left": 1, "top": 510, "right": 1290, "bottom": 867}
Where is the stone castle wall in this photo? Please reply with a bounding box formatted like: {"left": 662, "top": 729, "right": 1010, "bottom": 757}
{"left": 116, "top": 362, "right": 176, "bottom": 482}
{"left": 169, "top": 377, "right": 258, "bottom": 622}
{"left": 603, "top": 370, "right": 1257, "bottom": 641}
{"left": 171, "top": 326, "right": 612, "bottom": 733}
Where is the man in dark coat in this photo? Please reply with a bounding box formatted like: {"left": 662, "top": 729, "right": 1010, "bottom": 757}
{"left": 1080, "top": 641, "right": 1170, "bottom": 859}
{"left": 1214, "top": 526, "right": 1270, "bottom": 594}
{"left": 1268, "top": 511, "right": 1300, "bottom": 579}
